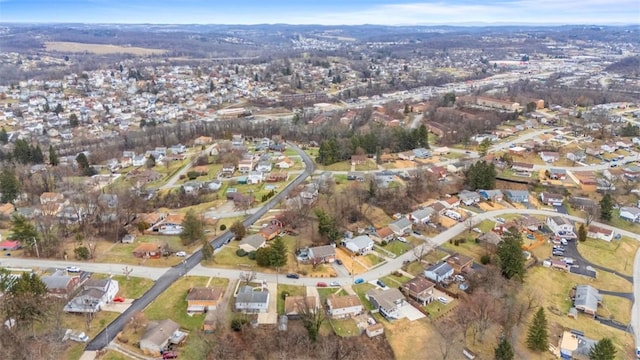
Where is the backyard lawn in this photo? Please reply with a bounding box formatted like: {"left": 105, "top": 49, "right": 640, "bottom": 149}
{"left": 277, "top": 284, "right": 306, "bottom": 314}
{"left": 379, "top": 241, "right": 411, "bottom": 256}
{"left": 352, "top": 283, "right": 376, "bottom": 310}
{"left": 91, "top": 274, "right": 154, "bottom": 299}
{"left": 330, "top": 318, "right": 361, "bottom": 337}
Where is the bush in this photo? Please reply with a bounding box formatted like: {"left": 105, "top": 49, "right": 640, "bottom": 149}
{"left": 248, "top": 251, "right": 257, "bottom": 260}
{"left": 231, "top": 317, "right": 248, "bottom": 331}
{"left": 220, "top": 224, "right": 227, "bottom": 231}
{"left": 236, "top": 249, "right": 248, "bottom": 257}
{"left": 381, "top": 240, "right": 388, "bottom": 246}
{"left": 453, "top": 240, "right": 460, "bottom": 246}
{"left": 480, "top": 254, "right": 492, "bottom": 265}
{"left": 281, "top": 291, "right": 290, "bottom": 300}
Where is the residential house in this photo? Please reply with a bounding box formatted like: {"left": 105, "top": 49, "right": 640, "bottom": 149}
{"left": 346, "top": 171, "right": 365, "bottom": 182}
{"left": 427, "top": 166, "right": 447, "bottom": 180}
{"left": 40, "top": 192, "right": 64, "bottom": 205}
{"left": 441, "top": 196, "right": 460, "bottom": 209}
{"left": 231, "top": 192, "right": 255, "bottom": 209}
{"left": 256, "top": 161, "right": 272, "bottom": 173}
{"left": 477, "top": 231, "right": 502, "bottom": 250}
{"left": 133, "top": 243, "right": 163, "bottom": 259}
{"left": 539, "top": 151, "right": 560, "bottom": 163}
{"left": 620, "top": 207, "right": 640, "bottom": 223}
{"left": 413, "top": 148, "right": 431, "bottom": 159}
{"left": 587, "top": 225, "right": 614, "bottom": 242}
{"left": 511, "top": 162, "right": 534, "bottom": 176}
{"left": 379, "top": 154, "right": 395, "bottom": 163}
{"left": 519, "top": 215, "right": 545, "bottom": 231}
{"left": 350, "top": 155, "right": 367, "bottom": 166}
{"left": 504, "top": 190, "right": 530, "bottom": 203}
{"left": 208, "top": 180, "right": 222, "bottom": 191}
{"left": 41, "top": 272, "right": 81, "bottom": 299}
{"left": 132, "top": 155, "right": 146, "bottom": 167}
{"left": 0, "top": 240, "right": 20, "bottom": 251}
{"left": 398, "top": 151, "right": 415, "bottom": 161}
{"left": 239, "top": 234, "right": 266, "bottom": 253}
{"left": 374, "top": 226, "right": 395, "bottom": 242}
{"left": 409, "top": 208, "right": 435, "bottom": 225}
{"left": 548, "top": 168, "right": 567, "bottom": 180}
{"left": 572, "top": 285, "right": 602, "bottom": 317}
{"left": 540, "top": 192, "right": 564, "bottom": 206}
{"left": 284, "top": 295, "right": 318, "bottom": 319}
{"left": 238, "top": 159, "right": 254, "bottom": 173}
{"left": 365, "top": 288, "right": 406, "bottom": 320}
{"left": 343, "top": 235, "right": 374, "bottom": 255}
{"left": 221, "top": 164, "right": 236, "bottom": 177}
{"left": 326, "top": 294, "right": 364, "bottom": 319}
{"left": 447, "top": 253, "right": 474, "bottom": 274}
{"left": 424, "top": 262, "right": 454, "bottom": 283}
{"left": 299, "top": 183, "right": 319, "bottom": 203}
{"left": 247, "top": 171, "right": 264, "bottom": 184}
{"left": 121, "top": 234, "right": 135, "bottom": 244}
{"left": 275, "top": 157, "right": 294, "bottom": 169}
{"left": 458, "top": 190, "right": 481, "bottom": 206}
{"left": 186, "top": 287, "right": 224, "bottom": 313}
{"left": 389, "top": 217, "right": 413, "bottom": 235}
{"left": 623, "top": 165, "right": 640, "bottom": 180}
{"left": 307, "top": 245, "right": 336, "bottom": 264}
{"left": 140, "top": 319, "right": 186, "bottom": 355}
{"left": 63, "top": 278, "right": 119, "bottom": 313}
{"left": 478, "top": 189, "right": 504, "bottom": 202}
{"left": 235, "top": 285, "right": 269, "bottom": 313}
{"left": 401, "top": 277, "right": 435, "bottom": 305}
{"left": 546, "top": 216, "right": 575, "bottom": 237}
{"left": 265, "top": 172, "right": 288, "bottom": 182}
{"left": 558, "top": 330, "right": 598, "bottom": 360}
{"left": 169, "top": 144, "right": 187, "bottom": 154}
{"left": 259, "top": 223, "right": 282, "bottom": 241}
{"left": 194, "top": 136, "right": 213, "bottom": 145}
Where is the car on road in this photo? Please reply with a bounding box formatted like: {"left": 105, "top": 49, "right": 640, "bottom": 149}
{"left": 335, "top": 259, "right": 343, "bottom": 265}
{"left": 496, "top": 217, "right": 505, "bottom": 223}
{"left": 286, "top": 273, "right": 300, "bottom": 279}
{"left": 316, "top": 282, "right": 328, "bottom": 287}
{"left": 113, "top": 296, "right": 125, "bottom": 303}
{"left": 376, "top": 280, "right": 387, "bottom": 288}
{"left": 175, "top": 251, "right": 187, "bottom": 257}
{"left": 162, "top": 351, "right": 178, "bottom": 359}
{"left": 437, "top": 296, "right": 450, "bottom": 304}
{"left": 413, "top": 230, "right": 421, "bottom": 236}
{"left": 330, "top": 281, "right": 340, "bottom": 287}
{"left": 354, "top": 278, "right": 365, "bottom": 284}
{"left": 465, "top": 150, "right": 472, "bottom": 154}
{"left": 397, "top": 236, "right": 407, "bottom": 243}
{"left": 66, "top": 266, "right": 81, "bottom": 273}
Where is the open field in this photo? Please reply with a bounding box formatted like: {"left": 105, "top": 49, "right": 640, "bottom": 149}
{"left": 91, "top": 274, "right": 154, "bottom": 299}
{"left": 45, "top": 41, "right": 167, "bottom": 55}
{"left": 578, "top": 237, "right": 639, "bottom": 277}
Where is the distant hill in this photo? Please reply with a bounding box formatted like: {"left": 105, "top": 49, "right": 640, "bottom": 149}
{"left": 605, "top": 56, "right": 640, "bottom": 76}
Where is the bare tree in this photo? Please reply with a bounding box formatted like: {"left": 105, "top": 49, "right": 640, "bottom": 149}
{"left": 122, "top": 266, "right": 133, "bottom": 280}
{"left": 239, "top": 270, "right": 256, "bottom": 285}
{"left": 433, "top": 319, "right": 462, "bottom": 360}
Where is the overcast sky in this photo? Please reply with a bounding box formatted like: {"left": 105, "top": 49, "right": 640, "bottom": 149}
{"left": 1, "top": 0, "right": 639, "bottom": 25}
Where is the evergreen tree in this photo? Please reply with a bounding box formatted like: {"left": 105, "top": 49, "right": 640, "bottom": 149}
{"left": 69, "top": 113, "right": 79, "bottom": 127}
{"left": 48, "top": 145, "right": 59, "bottom": 166}
{"left": 32, "top": 145, "right": 44, "bottom": 164}
{"left": 578, "top": 223, "right": 587, "bottom": 242}
{"left": 12, "top": 139, "right": 31, "bottom": 164}
{"left": 478, "top": 138, "right": 492, "bottom": 156}
{"left": 201, "top": 240, "right": 214, "bottom": 261}
{"left": 0, "top": 127, "right": 8, "bottom": 144}
{"left": 146, "top": 154, "right": 156, "bottom": 168}
{"left": 315, "top": 209, "right": 340, "bottom": 242}
{"left": 255, "top": 247, "right": 271, "bottom": 267}
{"left": 599, "top": 193, "right": 613, "bottom": 221}
{"left": 526, "top": 307, "right": 549, "bottom": 352}
{"left": 588, "top": 338, "right": 616, "bottom": 360}
{"left": 0, "top": 168, "right": 20, "bottom": 203}
{"left": 496, "top": 226, "right": 525, "bottom": 281}
{"left": 268, "top": 237, "right": 288, "bottom": 268}
{"left": 179, "top": 210, "right": 205, "bottom": 246}
{"left": 5, "top": 272, "right": 49, "bottom": 325}
{"left": 54, "top": 103, "right": 63, "bottom": 115}
{"left": 10, "top": 214, "right": 39, "bottom": 245}
{"left": 494, "top": 337, "right": 515, "bottom": 360}
{"left": 464, "top": 160, "right": 497, "bottom": 190}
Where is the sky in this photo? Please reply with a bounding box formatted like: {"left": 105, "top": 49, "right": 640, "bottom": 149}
{"left": 0, "top": 0, "right": 638, "bottom": 25}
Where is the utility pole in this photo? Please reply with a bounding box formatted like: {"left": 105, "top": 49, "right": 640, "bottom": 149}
{"left": 33, "top": 237, "right": 40, "bottom": 258}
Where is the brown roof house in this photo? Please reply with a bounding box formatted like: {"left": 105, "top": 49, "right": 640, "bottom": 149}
{"left": 326, "top": 294, "right": 364, "bottom": 319}
{"left": 307, "top": 245, "right": 336, "bottom": 264}
{"left": 401, "top": 277, "right": 435, "bottom": 305}
{"left": 186, "top": 287, "right": 224, "bottom": 313}
{"left": 139, "top": 319, "right": 186, "bottom": 356}
{"left": 41, "top": 270, "right": 82, "bottom": 299}
{"left": 284, "top": 295, "right": 318, "bottom": 319}
{"left": 133, "top": 243, "right": 163, "bottom": 259}
{"left": 447, "top": 253, "right": 474, "bottom": 274}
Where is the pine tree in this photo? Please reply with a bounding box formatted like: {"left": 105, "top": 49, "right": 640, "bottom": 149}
{"left": 526, "top": 307, "right": 548, "bottom": 352}
{"left": 0, "top": 168, "right": 20, "bottom": 203}
{"left": 0, "top": 127, "right": 8, "bottom": 144}
{"left": 588, "top": 337, "right": 616, "bottom": 360}
{"left": 179, "top": 210, "right": 204, "bottom": 246}
{"left": 496, "top": 226, "right": 526, "bottom": 281}
{"left": 494, "top": 337, "right": 515, "bottom": 360}
{"left": 599, "top": 193, "right": 613, "bottom": 221}
{"left": 268, "top": 237, "right": 288, "bottom": 268}
{"left": 48, "top": 145, "right": 59, "bottom": 166}
{"left": 201, "top": 240, "right": 214, "bottom": 261}
{"left": 578, "top": 223, "right": 587, "bottom": 242}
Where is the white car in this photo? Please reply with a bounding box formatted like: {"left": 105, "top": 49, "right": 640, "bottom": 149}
{"left": 397, "top": 237, "right": 407, "bottom": 243}
{"left": 175, "top": 251, "right": 187, "bottom": 257}
{"left": 437, "top": 296, "right": 450, "bottom": 304}
{"left": 330, "top": 281, "right": 340, "bottom": 287}
{"left": 66, "top": 266, "right": 81, "bottom": 273}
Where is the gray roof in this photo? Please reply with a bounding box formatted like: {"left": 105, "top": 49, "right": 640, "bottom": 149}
{"left": 504, "top": 189, "right": 529, "bottom": 198}
{"left": 236, "top": 286, "right": 269, "bottom": 304}
{"left": 345, "top": 235, "right": 373, "bottom": 251}
{"left": 574, "top": 285, "right": 601, "bottom": 311}
{"left": 477, "top": 231, "right": 502, "bottom": 246}
{"left": 549, "top": 216, "right": 571, "bottom": 226}
{"left": 425, "top": 262, "right": 453, "bottom": 277}
{"left": 308, "top": 245, "right": 335, "bottom": 259}
{"left": 366, "top": 288, "right": 405, "bottom": 310}
{"left": 390, "top": 217, "right": 412, "bottom": 229}
{"left": 239, "top": 234, "right": 266, "bottom": 249}
{"left": 142, "top": 319, "right": 180, "bottom": 346}
{"left": 458, "top": 190, "right": 480, "bottom": 201}
{"left": 479, "top": 189, "right": 503, "bottom": 198}
{"left": 41, "top": 275, "right": 73, "bottom": 290}
{"left": 84, "top": 278, "right": 110, "bottom": 290}
{"left": 411, "top": 208, "right": 435, "bottom": 220}
{"left": 621, "top": 207, "right": 640, "bottom": 216}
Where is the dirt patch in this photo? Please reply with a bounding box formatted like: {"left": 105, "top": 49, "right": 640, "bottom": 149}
{"left": 44, "top": 41, "right": 167, "bottom": 55}
{"left": 438, "top": 216, "right": 458, "bottom": 228}
{"left": 335, "top": 248, "right": 369, "bottom": 275}
{"left": 478, "top": 202, "right": 504, "bottom": 211}
{"left": 384, "top": 318, "right": 434, "bottom": 360}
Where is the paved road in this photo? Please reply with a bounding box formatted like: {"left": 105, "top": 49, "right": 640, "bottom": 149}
{"left": 634, "top": 245, "right": 640, "bottom": 352}
{"left": 84, "top": 142, "right": 315, "bottom": 351}
{"left": 160, "top": 144, "right": 217, "bottom": 190}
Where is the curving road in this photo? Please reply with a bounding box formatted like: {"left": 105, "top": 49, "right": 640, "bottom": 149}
{"left": 84, "top": 142, "right": 315, "bottom": 351}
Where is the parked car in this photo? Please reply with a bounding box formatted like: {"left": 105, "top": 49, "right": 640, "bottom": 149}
{"left": 561, "top": 239, "right": 568, "bottom": 245}
{"left": 335, "top": 259, "right": 343, "bottom": 265}
{"left": 526, "top": 234, "right": 535, "bottom": 239}
{"left": 175, "top": 251, "right": 187, "bottom": 257}
{"left": 376, "top": 280, "right": 387, "bottom": 288}
{"left": 454, "top": 275, "right": 465, "bottom": 282}
{"left": 437, "top": 296, "right": 450, "bottom": 304}
{"left": 553, "top": 246, "right": 565, "bottom": 251}
{"left": 614, "top": 233, "right": 622, "bottom": 240}
{"left": 286, "top": 273, "right": 300, "bottom": 279}
{"left": 162, "top": 351, "right": 178, "bottom": 359}
{"left": 316, "top": 282, "right": 328, "bottom": 287}
{"left": 397, "top": 236, "right": 407, "bottom": 243}
{"left": 329, "top": 281, "right": 340, "bottom": 287}
{"left": 354, "top": 278, "right": 365, "bottom": 284}
{"left": 496, "top": 217, "right": 505, "bottom": 223}
{"left": 66, "top": 266, "right": 81, "bottom": 273}
{"left": 552, "top": 251, "right": 564, "bottom": 257}
{"left": 413, "top": 230, "right": 421, "bottom": 236}
{"left": 113, "top": 296, "right": 125, "bottom": 303}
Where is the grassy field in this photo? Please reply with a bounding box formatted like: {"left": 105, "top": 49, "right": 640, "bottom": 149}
{"left": 277, "top": 284, "right": 306, "bottom": 314}
{"left": 96, "top": 234, "right": 194, "bottom": 267}
{"left": 45, "top": 41, "right": 167, "bottom": 55}
{"left": 352, "top": 283, "right": 376, "bottom": 310}
{"left": 62, "top": 311, "right": 120, "bottom": 360}
{"left": 101, "top": 351, "right": 130, "bottom": 360}
{"left": 381, "top": 273, "right": 411, "bottom": 287}
{"left": 330, "top": 318, "right": 361, "bottom": 337}
{"left": 91, "top": 274, "right": 154, "bottom": 299}
{"left": 364, "top": 253, "right": 385, "bottom": 267}
{"left": 599, "top": 295, "right": 632, "bottom": 324}
{"left": 317, "top": 161, "right": 351, "bottom": 172}
{"left": 317, "top": 287, "right": 341, "bottom": 303}
{"left": 578, "top": 237, "right": 638, "bottom": 277}
{"left": 379, "top": 240, "right": 411, "bottom": 256}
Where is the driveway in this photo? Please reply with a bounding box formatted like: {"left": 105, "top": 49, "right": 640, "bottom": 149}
{"left": 562, "top": 240, "right": 633, "bottom": 283}
{"left": 399, "top": 303, "right": 426, "bottom": 321}
{"left": 257, "top": 281, "right": 278, "bottom": 325}
{"left": 101, "top": 299, "right": 134, "bottom": 313}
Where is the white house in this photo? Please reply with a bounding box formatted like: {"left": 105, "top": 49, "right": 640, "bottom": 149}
{"left": 458, "top": 190, "right": 481, "bottom": 206}
{"left": 235, "top": 285, "right": 269, "bottom": 313}
{"left": 546, "top": 216, "right": 575, "bottom": 237}
{"left": 389, "top": 217, "right": 413, "bottom": 235}
{"left": 256, "top": 161, "right": 272, "bottom": 173}
{"left": 63, "top": 278, "right": 119, "bottom": 313}
{"left": 620, "top": 207, "right": 640, "bottom": 223}
{"left": 132, "top": 155, "right": 146, "bottom": 167}
{"left": 344, "top": 235, "right": 374, "bottom": 255}
{"left": 539, "top": 151, "right": 560, "bottom": 163}
{"left": 540, "top": 192, "right": 564, "bottom": 206}
{"left": 424, "top": 262, "right": 454, "bottom": 283}
{"left": 326, "top": 294, "right": 364, "bottom": 319}
{"left": 587, "top": 225, "right": 614, "bottom": 242}
{"left": 247, "top": 171, "right": 263, "bottom": 184}
{"left": 410, "top": 208, "right": 435, "bottom": 224}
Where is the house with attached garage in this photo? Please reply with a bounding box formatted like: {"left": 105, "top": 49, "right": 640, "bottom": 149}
{"left": 540, "top": 192, "right": 564, "bottom": 206}
{"left": 41, "top": 271, "right": 82, "bottom": 299}
{"left": 343, "top": 235, "right": 374, "bottom": 255}
{"left": 409, "top": 208, "right": 435, "bottom": 224}
{"left": 284, "top": 296, "right": 318, "bottom": 319}
{"left": 401, "top": 277, "right": 435, "bottom": 305}
{"left": 235, "top": 285, "right": 269, "bottom": 313}
{"left": 186, "top": 287, "right": 224, "bottom": 313}
{"left": 572, "top": 285, "right": 602, "bottom": 317}
{"left": 587, "top": 225, "right": 614, "bottom": 242}
{"left": 478, "top": 189, "right": 503, "bottom": 202}
{"left": 458, "top": 190, "right": 481, "bottom": 206}
{"left": 546, "top": 216, "right": 575, "bottom": 237}
{"left": 539, "top": 151, "right": 560, "bottom": 163}
{"left": 139, "top": 319, "right": 186, "bottom": 355}
{"left": 326, "top": 294, "right": 364, "bottom": 319}
{"left": 620, "top": 207, "right": 640, "bottom": 223}
{"left": 63, "top": 278, "right": 119, "bottom": 313}
{"left": 307, "top": 244, "right": 336, "bottom": 264}
{"left": 374, "top": 226, "right": 395, "bottom": 242}
{"left": 247, "top": 171, "right": 264, "bottom": 184}
{"left": 389, "top": 217, "right": 413, "bottom": 235}
{"left": 548, "top": 168, "right": 567, "bottom": 180}
{"left": 365, "top": 288, "right": 406, "bottom": 320}
{"left": 504, "top": 189, "right": 530, "bottom": 203}
{"left": 511, "top": 162, "right": 534, "bottom": 176}
{"left": 447, "top": 253, "right": 474, "bottom": 274}
{"left": 424, "top": 262, "right": 454, "bottom": 283}
{"left": 238, "top": 234, "right": 267, "bottom": 253}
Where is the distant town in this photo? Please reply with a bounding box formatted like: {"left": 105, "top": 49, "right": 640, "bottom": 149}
{"left": 0, "top": 23, "right": 638, "bottom": 360}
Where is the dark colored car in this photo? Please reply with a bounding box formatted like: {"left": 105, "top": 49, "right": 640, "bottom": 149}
{"left": 162, "top": 351, "right": 178, "bottom": 359}
{"left": 376, "top": 280, "right": 387, "bottom": 288}
{"left": 286, "top": 273, "right": 300, "bottom": 279}
{"left": 335, "top": 259, "right": 343, "bottom": 265}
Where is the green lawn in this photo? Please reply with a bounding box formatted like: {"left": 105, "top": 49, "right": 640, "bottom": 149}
{"left": 423, "top": 298, "right": 455, "bottom": 318}
{"left": 317, "top": 161, "right": 351, "bottom": 172}
{"left": 379, "top": 241, "right": 411, "bottom": 256}
{"left": 317, "top": 287, "right": 341, "bottom": 303}
{"left": 96, "top": 235, "right": 190, "bottom": 267}
{"left": 406, "top": 261, "right": 425, "bottom": 276}
{"left": 424, "top": 249, "right": 449, "bottom": 265}
{"left": 578, "top": 237, "right": 639, "bottom": 277}
{"left": 144, "top": 276, "right": 228, "bottom": 331}
{"left": 364, "top": 253, "right": 384, "bottom": 267}
{"left": 477, "top": 220, "right": 496, "bottom": 233}
{"left": 352, "top": 283, "right": 376, "bottom": 310}
{"left": 208, "top": 243, "right": 256, "bottom": 268}
{"left": 330, "top": 318, "right": 361, "bottom": 337}
{"left": 91, "top": 274, "right": 154, "bottom": 299}
{"left": 277, "top": 284, "right": 306, "bottom": 314}
{"left": 62, "top": 311, "right": 120, "bottom": 360}
{"left": 381, "top": 273, "right": 411, "bottom": 287}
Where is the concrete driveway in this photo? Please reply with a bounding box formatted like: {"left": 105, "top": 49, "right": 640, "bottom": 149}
{"left": 257, "top": 281, "right": 278, "bottom": 325}
{"left": 101, "top": 299, "right": 134, "bottom": 313}
{"left": 399, "top": 303, "right": 425, "bottom": 321}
